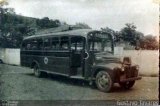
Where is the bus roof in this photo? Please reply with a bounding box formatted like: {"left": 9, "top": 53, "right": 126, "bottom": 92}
{"left": 24, "top": 29, "right": 95, "bottom": 40}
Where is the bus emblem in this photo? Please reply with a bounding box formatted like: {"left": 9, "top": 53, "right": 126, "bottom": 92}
{"left": 44, "top": 57, "right": 48, "bottom": 64}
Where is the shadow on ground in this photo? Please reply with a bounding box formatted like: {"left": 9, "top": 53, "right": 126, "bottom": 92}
{"left": 25, "top": 73, "right": 133, "bottom": 93}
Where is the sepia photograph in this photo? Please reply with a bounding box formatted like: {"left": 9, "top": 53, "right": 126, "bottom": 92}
{"left": 0, "top": 0, "right": 159, "bottom": 106}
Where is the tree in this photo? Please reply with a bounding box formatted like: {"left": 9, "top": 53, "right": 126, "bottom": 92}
{"left": 0, "top": 0, "right": 35, "bottom": 48}
{"left": 101, "top": 27, "right": 120, "bottom": 42}
{"left": 101, "top": 27, "right": 115, "bottom": 35}
{"left": 120, "top": 23, "right": 143, "bottom": 46}
{"left": 0, "top": 0, "right": 9, "bottom": 47}
{"left": 139, "top": 35, "right": 158, "bottom": 50}
{"left": 36, "top": 17, "right": 61, "bottom": 29}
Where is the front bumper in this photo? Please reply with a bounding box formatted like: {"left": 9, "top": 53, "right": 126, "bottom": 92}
{"left": 120, "top": 76, "right": 142, "bottom": 82}
{"left": 118, "top": 65, "right": 142, "bottom": 82}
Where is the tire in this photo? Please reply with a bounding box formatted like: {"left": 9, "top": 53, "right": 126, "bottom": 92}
{"left": 0, "top": 59, "right": 3, "bottom": 64}
{"left": 33, "top": 64, "right": 42, "bottom": 77}
{"left": 95, "top": 71, "right": 113, "bottom": 92}
{"left": 119, "top": 81, "right": 135, "bottom": 89}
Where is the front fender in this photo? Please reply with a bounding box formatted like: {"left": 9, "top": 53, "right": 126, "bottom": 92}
{"left": 91, "top": 65, "right": 117, "bottom": 82}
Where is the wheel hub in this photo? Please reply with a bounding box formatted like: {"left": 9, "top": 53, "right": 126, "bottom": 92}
{"left": 98, "top": 74, "right": 109, "bottom": 87}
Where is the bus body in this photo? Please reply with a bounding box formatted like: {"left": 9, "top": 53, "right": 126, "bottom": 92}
{"left": 20, "top": 29, "right": 141, "bottom": 92}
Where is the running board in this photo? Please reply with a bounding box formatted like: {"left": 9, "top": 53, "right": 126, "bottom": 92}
{"left": 70, "top": 76, "right": 84, "bottom": 79}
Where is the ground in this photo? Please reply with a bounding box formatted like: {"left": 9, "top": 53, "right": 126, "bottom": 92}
{"left": 0, "top": 64, "right": 158, "bottom": 100}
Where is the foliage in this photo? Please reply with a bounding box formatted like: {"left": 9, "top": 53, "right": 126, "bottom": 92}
{"left": 0, "top": 1, "right": 158, "bottom": 50}
{"left": 139, "top": 35, "right": 159, "bottom": 50}
{"left": 36, "top": 17, "right": 61, "bottom": 29}
{"left": 120, "top": 23, "right": 142, "bottom": 46}
{"left": 0, "top": 1, "right": 62, "bottom": 48}
{"left": 0, "top": 7, "right": 35, "bottom": 47}
{"left": 101, "top": 27, "right": 120, "bottom": 42}
{"left": 101, "top": 23, "right": 158, "bottom": 50}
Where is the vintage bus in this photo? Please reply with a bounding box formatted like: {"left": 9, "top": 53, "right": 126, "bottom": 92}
{"left": 20, "top": 29, "right": 141, "bottom": 92}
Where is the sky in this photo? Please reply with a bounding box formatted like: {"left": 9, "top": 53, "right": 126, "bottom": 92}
{"left": 6, "top": 0, "right": 159, "bottom": 36}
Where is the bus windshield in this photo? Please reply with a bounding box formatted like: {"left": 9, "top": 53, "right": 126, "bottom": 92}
{"left": 88, "top": 33, "right": 113, "bottom": 53}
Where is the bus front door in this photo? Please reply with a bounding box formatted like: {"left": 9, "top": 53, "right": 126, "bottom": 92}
{"left": 70, "top": 37, "right": 86, "bottom": 78}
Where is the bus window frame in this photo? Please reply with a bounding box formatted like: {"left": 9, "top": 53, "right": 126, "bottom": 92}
{"left": 43, "top": 37, "right": 52, "bottom": 50}
{"left": 51, "top": 36, "right": 60, "bottom": 50}
{"left": 59, "top": 36, "right": 70, "bottom": 51}
{"left": 70, "top": 36, "right": 86, "bottom": 51}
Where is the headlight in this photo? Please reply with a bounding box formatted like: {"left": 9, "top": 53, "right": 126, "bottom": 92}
{"left": 135, "top": 65, "right": 139, "bottom": 70}
{"left": 121, "top": 66, "right": 125, "bottom": 72}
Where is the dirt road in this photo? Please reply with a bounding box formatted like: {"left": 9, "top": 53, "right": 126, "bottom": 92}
{"left": 0, "top": 64, "right": 158, "bottom": 100}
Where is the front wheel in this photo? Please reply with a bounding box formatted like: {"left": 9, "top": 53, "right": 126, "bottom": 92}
{"left": 95, "top": 71, "right": 113, "bottom": 92}
{"left": 119, "top": 81, "right": 135, "bottom": 89}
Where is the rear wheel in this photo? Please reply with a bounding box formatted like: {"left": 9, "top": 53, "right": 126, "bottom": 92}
{"left": 95, "top": 71, "right": 113, "bottom": 92}
{"left": 119, "top": 81, "right": 135, "bottom": 89}
{"left": 33, "top": 64, "right": 42, "bottom": 77}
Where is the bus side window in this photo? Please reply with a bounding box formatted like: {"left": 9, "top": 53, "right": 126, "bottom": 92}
{"left": 21, "top": 41, "right": 26, "bottom": 50}
{"left": 31, "top": 39, "right": 38, "bottom": 50}
{"left": 44, "top": 38, "right": 51, "bottom": 50}
{"left": 26, "top": 43, "right": 31, "bottom": 50}
{"left": 51, "top": 37, "right": 59, "bottom": 50}
{"left": 71, "top": 36, "right": 85, "bottom": 51}
{"left": 37, "top": 38, "right": 43, "bottom": 50}
{"left": 25, "top": 40, "right": 31, "bottom": 50}
{"left": 60, "top": 36, "right": 69, "bottom": 50}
